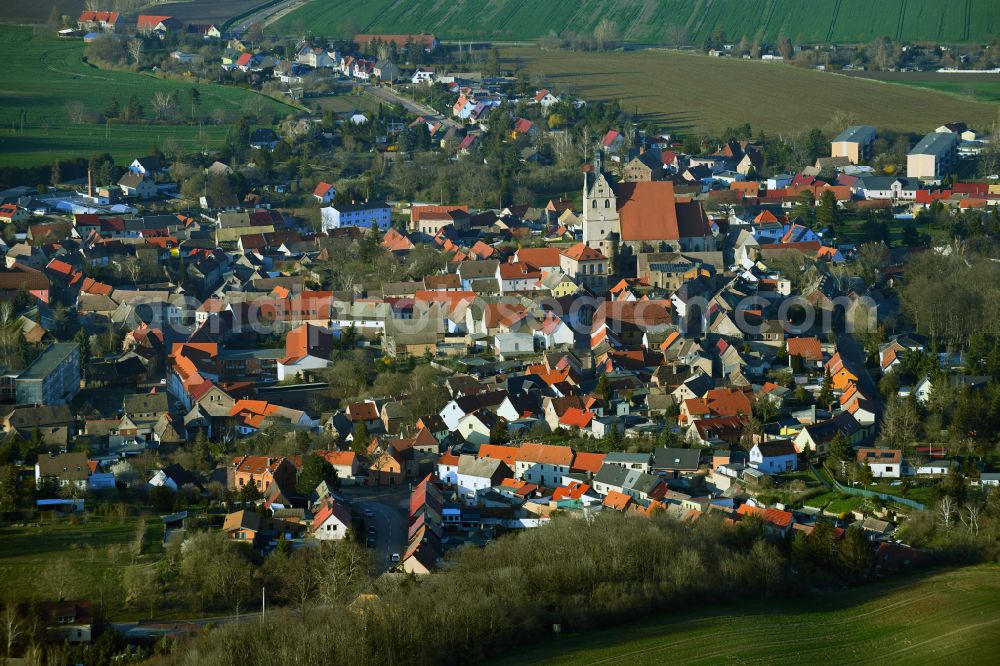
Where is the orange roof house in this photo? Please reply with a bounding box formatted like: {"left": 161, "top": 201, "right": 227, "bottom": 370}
{"left": 680, "top": 388, "right": 753, "bottom": 424}
{"left": 736, "top": 503, "right": 794, "bottom": 534}
{"left": 346, "top": 401, "right": 379, "bottom": 423}
{"left": 477, "top": 444, "right": 521, "bottom": 467}
{"left": 229, "top": 455, "right": 296, "bottom": 492}
{"left": 786, "top": 337, "right": 823, "bottom": 364}
{"left": 514, "top": 247, "right": 563, "bottom": 270}
{"left": 559, "top": 407, "right": 594, "bottom": 429}
{"left": 570, "top": 452, "right": 606, "bottom": 475}
{"left": 825, "top": 351, "right": 859, "bottom": 392}
{"left": 603, "top": 490, "right": 633, "bottom": 511}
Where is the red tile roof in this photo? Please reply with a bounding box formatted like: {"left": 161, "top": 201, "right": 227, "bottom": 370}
{"left": 571, "top": 452, "right": 605, "bottom": 474}
{"left": 561, "top": 242, "right": 605, "bottom": 261}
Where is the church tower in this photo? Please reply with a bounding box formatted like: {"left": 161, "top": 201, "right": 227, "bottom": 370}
{"left": 582, "top": 152, "right": 619, "bottom": 247}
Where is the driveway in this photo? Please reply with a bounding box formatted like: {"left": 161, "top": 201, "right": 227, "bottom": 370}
{"left": 342, "top": 485, "right": 409, "bottom": 572}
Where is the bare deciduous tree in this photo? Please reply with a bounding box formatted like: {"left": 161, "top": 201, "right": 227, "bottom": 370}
{"left": 937, "top": 495, "right": 954, "bottom": 530}
{"left": 593, "top": 18, "right": 620, "bottom": 51}
{"left": 960, "top": 503, "right": 981, "bottom": 536}
{"left": 151, "top": 91, "right": 178, "bottom": 121}
{"left": 127, "top": 39, "right": 144, "bottom": 67}
{"left": 64, "top": 100, "right": 86, "bottom": 123}
{"left": 2, "top": 602, "right": 23, "bottom": 661}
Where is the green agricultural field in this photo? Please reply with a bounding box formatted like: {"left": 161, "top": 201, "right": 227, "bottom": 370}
{"left": 0, "top": 514, "right": 163, "bottom": 614}
{"left": 274, "top": 0, "right": 1000, "bottom": 44}
{"left": 500, "top": 46, "right": 999, "bottom": 134}
{"left": 897, "top": 81, "right": 1000, "bottom": 104}
{"left": 499, "top": 565, "right": 1000, "bottom": 665}
{"left": 0, "top": 26, "right": 296, "bottom": 166}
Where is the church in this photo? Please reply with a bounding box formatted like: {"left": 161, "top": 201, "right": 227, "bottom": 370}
{"left": 582, "top": 157, "right": 716, "bottom": 255}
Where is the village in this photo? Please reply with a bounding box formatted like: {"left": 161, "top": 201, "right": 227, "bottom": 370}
{"left": 0, "top": 6, "right": 1000, "bottom": 660}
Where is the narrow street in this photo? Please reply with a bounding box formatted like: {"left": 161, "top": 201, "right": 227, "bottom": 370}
{"left": 235, "top": 0, "right": 304, "bottom": 34}
{"left": 364, "top": 83, "right": 461, "bottom": 130}
{"left": 341, "top": 485, "right": 409, "bottom": 572}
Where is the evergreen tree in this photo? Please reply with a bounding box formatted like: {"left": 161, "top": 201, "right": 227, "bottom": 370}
{"left": 352, "top": 422, "right": 370, "bottom": 455}
{"left": 125, "top": 95, "right": 143, "bottom": 122}
{"left": 596, "top": 374, "right": 612, "bottom": 403}
{"left": 239, "top": 481, "right": 261, "bottom": 503}
{"left": 105, "top": 96, "right": 120, "bottom": 119}
{"left": 815, "top": 189, "right": 838, "bottom": 232}
{"left": 837, "top": 526, "right": 875, "bottom": 583}
{"left": 297, "top": 454, "right": 338, "bottom": 494}
{"left": 605, "top": 418, "right": 623, "bottom": 449}
{"left": 817, "top": 369, "right": 834, "bottom": 407}
{"left": 793, "top": 190, "right": 815, "bottom": 225}
{"left": 0, "top": 464, "right": 19, "bottom": 512}
{"left": 828, "top": 431, "right": 853, "bottom": 477}
{"left": 489, "top": 418, "right": 510, "bottom": 445}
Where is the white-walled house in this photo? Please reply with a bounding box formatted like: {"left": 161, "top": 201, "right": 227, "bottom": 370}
{"left": 856, "top": 448, "right": 902, "bottom": 479}
{"left": 514, "top": 443, "right": 573, "bottom": 487}
{"left": 749, "top": 440, "right": 797, "bottom": 474}
{"left": 437, "top": 452, "right": 460, "bottom": 484}
{"left": 454, "top": 411, "right": 494, "bottom": 445}
{"left": 455, "top": 455, "right": 512, "bottom": 504}
{"left": 313, "top": 501, "right": 352, "bottom": 540}
{"left": 321, "top": 201, "right": 391, "bottom": 231}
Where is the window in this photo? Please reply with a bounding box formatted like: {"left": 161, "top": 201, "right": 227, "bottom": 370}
{"left": 604, "top": 199, "right": 610, "bottom": 208}
{"left": 591, "top": 200, "right": 596, "bottom": 208}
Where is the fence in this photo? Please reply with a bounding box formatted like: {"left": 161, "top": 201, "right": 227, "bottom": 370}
{"left": 829, "top": 476, "right": 926, "bottom": 511}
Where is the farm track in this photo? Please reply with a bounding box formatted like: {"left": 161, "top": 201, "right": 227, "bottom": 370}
{"left": 964, "top": 0, "right": 972, "bottom": 41}
{"left": 827, "top": 0, "right": 842, "bottom": 43}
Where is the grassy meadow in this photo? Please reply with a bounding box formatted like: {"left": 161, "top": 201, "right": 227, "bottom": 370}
{"left": 499, "top": 565, "right": 1000, "bottom": 665}
{"left": 0, "top": 25, "right": 295, "bottom": 166}
{"left": 274, "top": 0, "right": 1000, "bottom": 44}
{"left": 0, "top": 513, "right": 163, "bottom": 617}
{"left": 500, "top": 46, "right": 1000, "bottom": 134}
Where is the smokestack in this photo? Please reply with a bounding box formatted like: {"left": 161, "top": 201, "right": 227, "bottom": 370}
{"left": 87, "top": 169, "right": 93, "bottom": 198}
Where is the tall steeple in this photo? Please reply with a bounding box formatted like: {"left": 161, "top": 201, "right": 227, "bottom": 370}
{"left": 582, "top": 150, "right": 619, "bottom": 246}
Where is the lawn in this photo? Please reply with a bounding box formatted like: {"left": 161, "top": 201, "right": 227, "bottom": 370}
{"left": 497, "top": 565, "right": 1000, "bottom": 665}
{"left": 0, "top": 513, "right": 163, "bottom": 616}
{"left": 0, "top": 25, "right": 296, "bottom": 166}
{"left": 499, "top": 46, "right": 999, "bottom": 134}
{"left": 273, "top": 0, "right": 1000, "bottom": 44}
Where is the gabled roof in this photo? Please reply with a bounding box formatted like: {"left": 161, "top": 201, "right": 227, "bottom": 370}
{"left": 79, "top": 10, "right": 120, "bottom": 23}
{"left": 561, "top": 242, "right": 605, "bottom": 262}
{"left": 753, "top": 440, "right": 797, "bottom": 458}
{"left": 517, "top": 443, "right": 573, "bottom": 467}
{"left": 570, "top": 452, "right": 606, "bottom": 474}
{"left": 477, "top": 444, "right": 520, "bottom": 467}
{"left": 559, "top": 407, "right": 594, "bottom": 428}
{"left": 786, "top": 337, "right": 823, "bottom": 362}
{"left": 603, "top": 490, "right": 632, "bottom": 511}
{"left": 737, "top": 503, "right": 793, "bottom": 528}
{"left": 856, "top": 448, "right": 902, "bottom": 465}
{"left": 313, "top": 181, "right": 335, "bottom": 197}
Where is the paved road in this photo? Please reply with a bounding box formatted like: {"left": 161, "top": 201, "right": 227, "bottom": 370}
{"left": 233, "top": 0, "right": 304, "bottom": 34}
{"left": 342, "top": 485, "right": 409, "bottom": 572}
{"left": 365, "top": 84, "right": 461, "bottom": 130}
